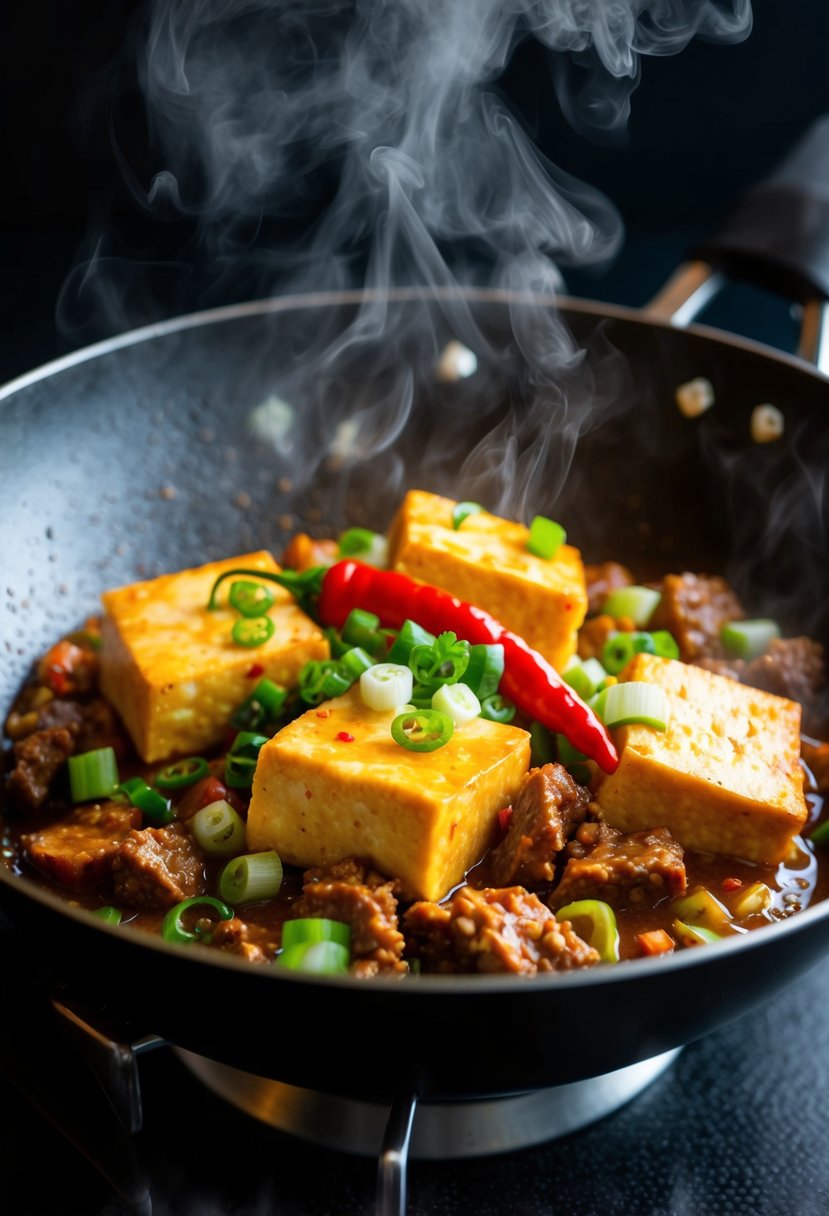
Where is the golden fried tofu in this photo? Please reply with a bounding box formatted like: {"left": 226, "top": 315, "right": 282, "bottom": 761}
{"left": 387, "top": 490, "right": 587, "bottom": 671}
{"left": 594, "top": 653, "right": 807, "bottom": 865}
{"left": 99, "top": 552, "right": 328, "bottom": 763}
{"left": 246, "top": 687, "right": 531, "bottom": 900}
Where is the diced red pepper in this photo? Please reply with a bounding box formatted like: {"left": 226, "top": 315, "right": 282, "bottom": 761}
{"left": 336, "top": 731, "right": 355, "bottom": 743}
{"left": 636, "top": 929, "right": 675, "bottom": 957}
{"left": 245, "top": 663, "right": 265, "bottom": 679}
{"left": 722, "top": 877, "right": 743, "bottom": 892}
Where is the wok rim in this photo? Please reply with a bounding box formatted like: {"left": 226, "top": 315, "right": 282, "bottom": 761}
{"left": 2, "top": 282, "right": 829, "bottom": 1000}
{"left": 1, "top": 285, "right": 828, "bottom": 405}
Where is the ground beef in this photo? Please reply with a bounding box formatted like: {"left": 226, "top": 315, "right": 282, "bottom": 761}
{"left": 694, "top": 656, "right": 747, "bottom": 682}
{"left": 112, "top": 824, "right": 205, "bottom": 911}
{"left": 742, "top": 637, "right": 826, "bottom": 726}
{"left": 488, "top": 764, "right": 590, "bottom": 887}
{"left": 404, "top": 885, "right": 600, "bottom": 975}
{"left": 803, "top": 740, "right": 829, "bottom": 794}
{"left": 21, "top": 803, "right": 142, "bottom": 888}
{"left": 210, "top": 917, "right": 273, "bottom": 965}
{"left": 551, "top": 825, "right": 686, "bottom": 910}
{"left": 292, "top": 858, "right": 407, "bottom": 977}
{"left": 6, "top": 726, "right": 78, "bottom": 810}
{"left": 650, "top": 572, "right": 744, "bottom": 661}
{"left": 584, "top": 561, "right": 634, "bottom": 617}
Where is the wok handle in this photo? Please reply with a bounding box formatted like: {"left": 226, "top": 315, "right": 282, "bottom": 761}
{"left": 643, "top": 114, "right": 829, "bottom": 373}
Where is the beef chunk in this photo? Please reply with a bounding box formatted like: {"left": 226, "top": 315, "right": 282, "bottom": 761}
{"left": 650, "top": 573, "right": 743, "bottom": 661}
{"left": 113, "top": 824, "right": 204, "bottom": 910}
{"left": 211, "top": 917, "right": 272, "bottom": 965}
{"left": 292, "top": 858, "right": 407, "bottom": 977}
{"left": 742, "top": 638, "right": 826, "bottom": 727}
{"left": 404, "top": 885, "right": 599, "bottom": 975}
{"left": 488, "top": 764, "right": 590, "bottom": 887}
{"left": 7, "top": 727, "right": 77, "bottom": 810}
{"left": 551, "top": 825, "right": 686, "bottom": 910}
{"left": 584, "top": 562, "right": 634, "bottom": 617}
{"left": 21, "top": 803, "right": 142, "bottom": 889}
{"left": 803, "top": 740, "right": 829, "bottom": 795}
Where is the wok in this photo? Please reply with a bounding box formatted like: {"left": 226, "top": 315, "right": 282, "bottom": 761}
{"left": 2, "top": 122, "right": 829, "bottom": 1108}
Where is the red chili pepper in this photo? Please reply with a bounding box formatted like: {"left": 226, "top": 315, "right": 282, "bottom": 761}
{"left": 318, "top": 561, "right": 618, "bottom": 772}
{"left": 207, "top": 560, "right": 619, "bottom": 772}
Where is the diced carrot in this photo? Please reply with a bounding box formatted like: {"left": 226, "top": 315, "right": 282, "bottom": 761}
{"left": 722, "top": 877, "right": 743, "bottom": 892}
{"left": 636, "top": 929, "right": 675, "bottom": 957}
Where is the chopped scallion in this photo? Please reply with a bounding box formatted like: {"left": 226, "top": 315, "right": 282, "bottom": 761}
{"left": 598, "top": 682, "right": 670, "bottom": 731}
{"left": 117, "top": 777, "right": 175, "bottom": 824}
{"left": 602, "top": 585, "right": 661, "bottom": 628}
{"left": 68, "top": 747, "right": 119, "bottom": 804}
{"left": 386, "top": 620, "right": 436, "bottom": 665}
{"left": 360, "top": 663, "right": 414, "bottom": 711}
{"left": 276, "top": 940, "right": 350, "bottom": 975}
{"left": 451, "top": 501, "right": 483, "bottom": 530}
{"left": 191, "top": 800, "right": 247, "bottom": 857}
{"left": 530, "top": 721, "right": 554, "bottom": 767}
{"left": 462, "top": 643, "right": 504, "bottom": 700}
{"left": 230, "top": 679, "right": 288, "bottom": 732}
{"left": 219, "top": 850, "right": 283, "bottom": 904}
{"left": 162, "top": 896, "right": 234, "bottom": 946}
{"left": 721, "top": 619, "right": 780, "bottom": 661}
{"left": 431, "top": 681, "right": 481, "bottom": 726}
{"left": 281, "top": 918, "right": 351, "bottom": 950}
{"left": 93, "top": 906, "right": 122, "bottom": 925}
{"left": 526, "top": 516, "right": 566, "bottom": 560}
{"left": 479, "top": 693, "right": 516, "bottom": 723}
{"left": 338, "top": 529, "right": 388, "bottom": 567}
{"left": 225, "top": 731, "right": 268, "bottom": 790}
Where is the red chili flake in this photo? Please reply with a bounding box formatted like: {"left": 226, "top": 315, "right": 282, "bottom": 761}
{"left": 722, "top": 877, "right": 743, "bottom": 892}
{"left": 449, "top": 822, "right": 457, "bottom": 840}
{"left": 497, "top": 806, "right": 514, "bottom": 835}
{"left": 245, "top": 663, "right": 265, "bottom": 679}
{"left": 336, "top": 731, "right": 355, "bottom": 743}
{"left": 316, "top": 709, "right": 331, "bottom": 719}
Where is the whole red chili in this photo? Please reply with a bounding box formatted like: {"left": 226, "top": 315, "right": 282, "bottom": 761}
{"left": 208, "top": 561, "right": 618, "bottom": 772}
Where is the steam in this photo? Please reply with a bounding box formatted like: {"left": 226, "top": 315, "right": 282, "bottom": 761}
{"left": 60, "top": 0, "right": 752, "bottom": 526}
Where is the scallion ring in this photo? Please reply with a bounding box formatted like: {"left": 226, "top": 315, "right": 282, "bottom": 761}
{"left": 462, "top": 643, "right": 504, "bottom": 700}
{"left": 68, "top": 747, "right": 119, "bottom": 804}
{"left": 386, "top": 620, "right": 436, "bottom": 665}
{"left": 117, "top": 776, "right": 175, "bottom": 824}
{"left": 228, "top": 579, "right": 276, "bottom": 618}
{"left": 162, "top": 896, "right": 234, "bottom": 946}
{"left": 451, "top": 501, "right": 483, "bottom": 530}
{"left": 431, "top": 681, "right": 481, "bottom": 726}
{"left": 154, "top": 756, "right": 209, "bottom": 790}
{"left": 232, "top": 616, "right": 275, "bottom": 648}
{"left": 281, "top": 918, "right": 351, "bottom": 950}
{"left": 390, "top": 709, "right": 454, "bottom": 753}
{"left": 191, "top": 800, "right": 247, "bottom": 857}
{"left": 599, "top": 682, "right": 670, "bottom": 731}
{"left": 601, "top": 585, "right": 661, "bottom": 628}
{"left": 219, "top": 850, "right": 284, "bottom": 904}
{"left": 361, "top": 663, "right": 414, "bottom": 712}
{"left": 527, "top": 515, "right": 566, "bottom": 560}
{"left": 276, "top": 940, "right": 350, "bottom": 975}
{"left": 225, "top": 731, "right": 268, "bottom": 790}
{"left": 479, "top": 693, "right": 516, "bottom": 723}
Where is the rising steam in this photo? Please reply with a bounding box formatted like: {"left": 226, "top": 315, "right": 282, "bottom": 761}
{"left": 60, "top": 0, "right": 752, "bottom": 525}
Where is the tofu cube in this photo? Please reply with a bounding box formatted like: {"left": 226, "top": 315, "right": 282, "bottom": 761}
{"left": 594, "top": 653, "right": 807, "bottom": 865}
{"left": 387, "top": 490, "right": 587, "bottom": 671}
{"left": 99, "top": 552, "right": 329, "bottom": 763}
{"left": 246, "top": 687, "right": 531, "bottom": 901}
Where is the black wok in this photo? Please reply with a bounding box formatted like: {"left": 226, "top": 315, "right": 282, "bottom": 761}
{"left": 3, "top": 126, "right": 829, "bottom": 1106}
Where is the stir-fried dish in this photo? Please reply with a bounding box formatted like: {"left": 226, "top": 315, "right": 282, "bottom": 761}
{"left": 3, "top": 489, "right": 829, "bottom": 978}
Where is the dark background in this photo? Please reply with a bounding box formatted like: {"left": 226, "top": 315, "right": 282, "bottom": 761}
{"left": 1, "top": 0, "right": 829, "bottom": 386}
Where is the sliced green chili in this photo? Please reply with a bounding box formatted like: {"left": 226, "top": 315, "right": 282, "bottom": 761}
{"left": 232, "top": 616, "right": 275, "bottom": 648}
{"left": 228, "top": 579, "right": 276, "bottom": 618}
{"left": 154, "top": 756, "right": 209, "bottom": 790}
{"left": 390, "top": 709, "right": 454, "bottom": 752}
{"left": 462, "top": 643, "right": 505, "bottom": 700}
{"left": 225, "top": 731, "right": 268, "bottom": 790}
{"left": 479, "top": 693, "right": 517, "bottom": 723}
{"left": 230, "top": 678, "right": 288, "bottom": 731}
{"left": 162, "top": 896, "right": 234, "bottom": 945}
{"left": 556, "top": 900, "right": 620, "bottom": 963}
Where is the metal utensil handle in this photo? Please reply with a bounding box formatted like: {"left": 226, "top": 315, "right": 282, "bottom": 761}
{"left": 375, "top": 1091, "right": 418, "bottom": 1216}
{"left": 643, "top": 115, "right": 829, "bottom": 374}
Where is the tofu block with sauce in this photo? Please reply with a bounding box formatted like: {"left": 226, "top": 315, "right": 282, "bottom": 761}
{"left": 99, "top": 552, "right": 329, "bottom": 764}
{"left": 246, "top": 687, "right": 531, "bottom": 901}
{"left": 594, "top": 653, "right": 807, "bottom": 865}
{"left": 387, "top": 490, "right": 587, "bottom": 672}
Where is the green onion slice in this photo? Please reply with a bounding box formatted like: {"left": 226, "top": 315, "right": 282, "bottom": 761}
{"left": 527, "top": 515, "right": 566, "bottom": 560}
{"left": 386, "top": 620, "right": 436, "bottom": 665}
{"left": 117, "top": 777, "right": 175, "bottom": 824}
{"left": 154, "top": 756, "right": 209, "bottom": 790}
{"left": 602, "top": 585, "right": 661, "bottom": 628}
{"left": 228, "top": 579, "right": 276, "bottom": 618}
{"left": 337, "top": 528, "right": 387, "bottom": 565}
{"left": 479, "top": 693, "right": 516, "bottom": 723}
{"left": 276, "top": 940, "right": 350, "bottom": 975}
{"left": 162, "top": 896, "right": 234, "bottom": 946}
{"left": 340, "top": 647, "right": 375, "bottom": 679}
{"left": 650, "top": 631, "right": 680, "bottom": 660}
{"left": 556, "top": 900, "right": 620, "bottom": 963}
{"left": 93, "top": 905, "right": 122, "bottom": 925}
{"left": 556, "top": 734, "right": 588, "bottom": 767}
{"left": 225, "top": 731, "right": 268, "bottom": 790}
{"left": 230, "top": 678, "right": 288, "bottom": 731}
{"left": 282, "top": 918, "right": 351, "bottom": 950}
{"left": 391, "top": 709, "right": 454, "bottom": 752}
{"left": 563, "top": 656, "right": 607, "bottom": 701}
{"left": 462, "top": 643, "right": 505, "bottom": 700}
{"left": 219, "top": 850, "right": 283, "bottom": 904}
{"left": 431, "top": 681, "right": 481, "bottom": 726}
{"left": 721, "top": 618, "right": 781, "bottom": 661}
{"left": 68, "top": 747, "right": 120, "bottom": 804}
{"left": 232, "top": 616, "right": 275, "bottom": 648}
{"left": 530, "top": 721, "right": 554, "bottom": 767}
{"left": 809, "top": 819, "right": 829, "bottom": 848}
{"left": 342, "top": 608, "right": 382, "bottom": 653}
{"left": 600, "top": 682, "right": 670, "bottom": 731}
{"left": 191, "top": 800, "right": 247, "bottom": 857}
{"left": 451, "top": 501, "right": 483, "bottom": 530}
{"left": 361, "top": 663, "right": 414, "bottom": 711}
